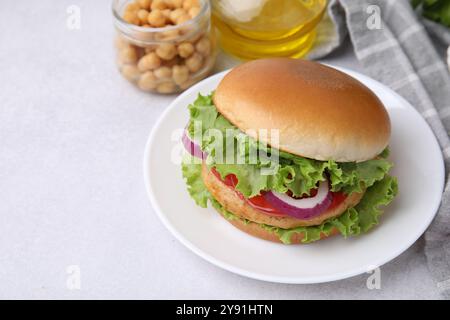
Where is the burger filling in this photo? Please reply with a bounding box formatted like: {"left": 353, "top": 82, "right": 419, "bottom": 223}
{"left": 209, "top": 166, "right": 348, "bottom": 219}
{"left": 182, "top": 93, "right": 398, "bottom": 244}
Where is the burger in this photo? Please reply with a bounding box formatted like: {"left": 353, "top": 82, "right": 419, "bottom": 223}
{"left": 181, "top": 58, "right": 398, "bottom": 244}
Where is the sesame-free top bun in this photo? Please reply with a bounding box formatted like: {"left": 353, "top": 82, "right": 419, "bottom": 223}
{"left": 213, "top": 58, "right": 391, "bottom": 162}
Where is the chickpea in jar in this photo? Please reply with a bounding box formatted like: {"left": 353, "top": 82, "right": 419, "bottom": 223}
{"left": 114, "top": 0, "right": 216, "bottom": 94}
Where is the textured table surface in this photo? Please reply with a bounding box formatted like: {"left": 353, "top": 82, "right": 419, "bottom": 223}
{"left": 0, "top": 0, "right": 441, "bottom": 299}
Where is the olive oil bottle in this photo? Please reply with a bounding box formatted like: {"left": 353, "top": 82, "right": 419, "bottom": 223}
{"left": 212, "top": 0, "right": 327, "bottom": 59}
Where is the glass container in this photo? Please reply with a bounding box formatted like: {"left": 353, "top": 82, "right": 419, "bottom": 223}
{"left": 212, "top": 0, "right": 327, "bottom": 60}
{"left": 113, "top": 0, "right": 217, "bottom": 94}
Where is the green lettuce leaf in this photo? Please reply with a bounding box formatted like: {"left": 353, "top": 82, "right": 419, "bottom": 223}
{"left": 187, "top": 93, "right": 393, "bottom": 198}
{"left": 270, "top": 175, "right": 398, "bottom": 243}
{"left": 181, "top": 157, "right": 398, "bottom": 244}
{"left": 181, "top": 154, "right": 210, "bottom": 208}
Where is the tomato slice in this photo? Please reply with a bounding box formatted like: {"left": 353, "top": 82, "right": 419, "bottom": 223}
{"left": 211, "top": 168, "right": 283, "bottom": 215}
{"left": 210, "top": 167, "right": 347, "bottom": 217}
{"left": 246, "top": 192, "right": 286, "bottom": 216}
{"left": 328, "top": 191, "right": 347, "bottom": 210}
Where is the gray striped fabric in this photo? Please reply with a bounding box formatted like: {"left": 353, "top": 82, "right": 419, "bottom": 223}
{"left": 311, "top": 0, "right": 450, "bottom": 298}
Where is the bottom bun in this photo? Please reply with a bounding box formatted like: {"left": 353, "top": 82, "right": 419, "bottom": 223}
{"left": 215, "top": 208, "right": 340, "bottom": 244}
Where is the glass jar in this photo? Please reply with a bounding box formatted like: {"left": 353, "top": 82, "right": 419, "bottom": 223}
{"left": 112, "top": 0, "right": 217, "bottom": 94}
{"left": 211, "top": 0, "right": 327, "bottom": 60}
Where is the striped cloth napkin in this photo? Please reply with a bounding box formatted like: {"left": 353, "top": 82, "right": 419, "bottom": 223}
{"left": 309, "top": 0, "right": 450, "bottom": 298}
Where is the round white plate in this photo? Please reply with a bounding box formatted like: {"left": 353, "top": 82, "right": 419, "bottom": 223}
{"left": 144, "top": 66, "right": 445, "bottom": 284}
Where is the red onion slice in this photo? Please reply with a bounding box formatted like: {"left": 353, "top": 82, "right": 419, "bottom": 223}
{"left": 263, "top": 181, "right": 333, "bottom": 219}
{"left": 182, "top": 128, "right": 207, "bottom": 159}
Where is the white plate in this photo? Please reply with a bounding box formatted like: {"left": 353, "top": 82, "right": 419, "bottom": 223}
{"left": 144, "top": 66, "right": 445, "bottom": 284}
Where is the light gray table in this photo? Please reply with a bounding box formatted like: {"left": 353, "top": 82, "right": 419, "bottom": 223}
{"left": 0, "top": 0, "right": 441, "bottom": 299}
